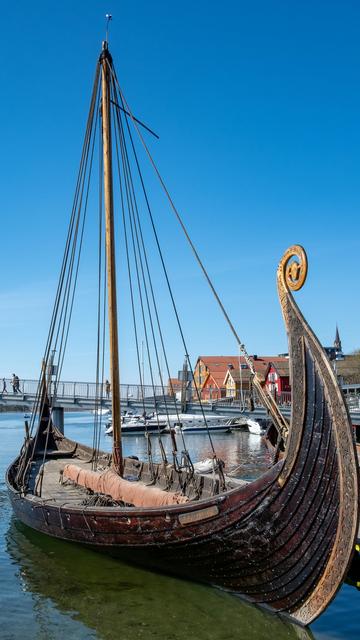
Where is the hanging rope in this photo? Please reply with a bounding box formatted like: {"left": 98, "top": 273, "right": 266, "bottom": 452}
{"left": 237, "top": 348, "right": 246, "bottom": 413}
{"left": 108, "top": 61, "right": 289, "bottom": 441}
{"left": 112, "top": 103, "right": 154, "bottom": 474}
{"left": 108, "top": 65, "right": 227, "bottom": 490}
{"left": 115, "top": 108, "right": 164, "bottom": 480}
{"left": 112, "top": 90, "right": 173, "bottom": 462}
{"left": 109, "top": 66, "right": 220, "bottom": 455}
{"left": 17, "top": 62, "right": 102, "bottom": 492}
{"left": 92, "top": 117, "right": 105, "bottom": 470}
{"left": 112, "top": 79, "right": 186, "bottom": 474}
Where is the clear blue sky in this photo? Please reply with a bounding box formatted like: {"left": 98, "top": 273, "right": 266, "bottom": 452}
{"left": 0, "top": 1, "right": 359, "bottom": 382}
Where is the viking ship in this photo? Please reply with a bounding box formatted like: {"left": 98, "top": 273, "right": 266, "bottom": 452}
{"left": 6, "top": 34, "right": 359, "bottom": 627}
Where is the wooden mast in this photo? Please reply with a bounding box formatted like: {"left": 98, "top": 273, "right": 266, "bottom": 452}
{"left": 100, "top": 41, "right": 123, "bottom": 474}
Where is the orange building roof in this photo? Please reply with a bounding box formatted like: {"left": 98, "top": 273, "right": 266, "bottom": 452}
{"left": 196, "top": 355, "right": 289, "bottom": 388}
{"left": 168, "top": 377, "right": 182, "bottom": 391}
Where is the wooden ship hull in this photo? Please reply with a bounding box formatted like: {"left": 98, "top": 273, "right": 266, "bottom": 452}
{"left": 5, "top": 37, "right": 359, "bottom": 628}
{"left": 6, "top": 245, "right": 359, "bottom": 626}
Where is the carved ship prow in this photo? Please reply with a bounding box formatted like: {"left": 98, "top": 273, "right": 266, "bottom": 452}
{"left": 6, "top": 245, "right": 359, "bottom": 626}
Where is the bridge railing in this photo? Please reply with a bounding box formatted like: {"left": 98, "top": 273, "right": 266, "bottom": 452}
{"left": 1, "top": 377, "right": 358, "bottom": 413}
{"left": 193, "top": 389, "right": 293, "bottom": 408}
{"left": 346, "top": 394, "right": 360, "bottom": 411}
{"left": 1, "top": 378, "right": 39, "bottom": 396}
{"left": 0, "top": 378, "right": 169, "bottom": 402}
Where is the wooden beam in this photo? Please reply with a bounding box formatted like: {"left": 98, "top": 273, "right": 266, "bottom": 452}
{"left": 101, "top": 43, "right": 123, "bottom": 475}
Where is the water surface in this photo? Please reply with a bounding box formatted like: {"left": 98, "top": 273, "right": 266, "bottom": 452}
{"left": 1, "top": 412, "right": 359, "bottom": 639}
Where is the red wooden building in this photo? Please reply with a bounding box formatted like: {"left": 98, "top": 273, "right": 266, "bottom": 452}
{"left": 193, "top": 355, "right": 290, "bottom": 401}
{"left": 265, "top": 360, "right": 291, "bottom": 399}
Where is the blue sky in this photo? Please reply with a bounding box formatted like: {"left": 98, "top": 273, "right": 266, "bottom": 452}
{"left": 0, "top": 1, "right": 359, "bottom": 382}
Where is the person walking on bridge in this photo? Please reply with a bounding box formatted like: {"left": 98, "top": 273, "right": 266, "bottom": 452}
{"left": 11, "top": 374, "right": 20, "bottom": 394}
{"left": 2, "top": 377, "right": 7, "bottom": 394}
{"left": 15, "top": 375, "right": 21, "bottom": 393}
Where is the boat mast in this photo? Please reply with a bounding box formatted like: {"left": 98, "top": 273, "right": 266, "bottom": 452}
{"left": 100, "top": 41, "right": 123, "bottom": 474}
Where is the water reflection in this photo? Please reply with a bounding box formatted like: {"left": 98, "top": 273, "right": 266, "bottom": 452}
{"left": 3, "top": 412, "right": 359, "bottom": 639}
{"left": 6, "top": 520, "right": 314, "bottom": 640}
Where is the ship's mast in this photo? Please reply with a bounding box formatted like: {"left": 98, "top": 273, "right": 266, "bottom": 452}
{"left": 100, "top": 41, "right": 123, "bottom": 474}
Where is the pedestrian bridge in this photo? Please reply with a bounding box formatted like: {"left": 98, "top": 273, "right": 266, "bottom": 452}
{"left": 1, "top": 378, "right": 156, "bottom": 410}
{"left": 1, "top": 376, "right": 360, "bottom": 425}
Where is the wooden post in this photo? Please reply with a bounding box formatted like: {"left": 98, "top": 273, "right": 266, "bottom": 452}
{"left": 180, "top": 356, "right": 188, "bottom": 414}
{"left": 101, "top": 42, "right": 123, "bottom": 474}
{"left": 52, "top": 406, "right": 64, "bottom": 435}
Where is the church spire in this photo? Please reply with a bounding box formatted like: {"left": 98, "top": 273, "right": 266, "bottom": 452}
{"left": 334, "top": 325, "right": 342, "bottom": 352}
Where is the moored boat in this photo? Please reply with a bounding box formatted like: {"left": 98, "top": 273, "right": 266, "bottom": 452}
{"left": 92, "top": 408, "right": 111, "bottom": 417}
{"left": 174, "top": 418, "right": 232, "bottom": 434}
{"left": 106, "top": 412, "right": 234, "bottom": 435}
{"left": 6, "top": 33, "right": 359, "bottom": 627}
{"left": 246, "top": 419, "right": 265, "bottom": 435}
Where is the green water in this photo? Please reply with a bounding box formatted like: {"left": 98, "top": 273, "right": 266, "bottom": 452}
{"left": 1, "top": 412, "right": 359, "bottom": 639}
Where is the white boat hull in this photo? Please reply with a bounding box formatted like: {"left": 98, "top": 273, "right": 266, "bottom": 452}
{"left": 247, "top": 419, "right": 265, "bottom": 435}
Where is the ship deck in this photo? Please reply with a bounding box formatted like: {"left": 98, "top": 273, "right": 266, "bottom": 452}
{"left": 24, "top": 451, "right": 248, "bottom": 508}
{"left": 19, "top": 443, "right": 360, "bottom": 550}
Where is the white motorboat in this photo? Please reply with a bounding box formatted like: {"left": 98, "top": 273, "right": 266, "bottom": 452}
{"left": 105, "top": 412, "right": 232, "bottom": 435}
{"left": 224, "top": 416, "right": 248, "bottom": 430}
{"left": 246, "top": 419, "right": 265, "bottom": 435}
{"left": 92, "top": 408, "right": 111, "bottom": 416}
{"left": 105, "top": 412, "right": 168, "bottom": 435}
{"left": 174, "top": 415, "right": 232, "bottom": 434}
{"left": 105, "top": 411, "right": 154, "bottom": 425}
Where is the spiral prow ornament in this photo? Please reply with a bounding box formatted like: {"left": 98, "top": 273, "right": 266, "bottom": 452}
{"left": 278, "top": 244, "right": 308, "bottom": 293}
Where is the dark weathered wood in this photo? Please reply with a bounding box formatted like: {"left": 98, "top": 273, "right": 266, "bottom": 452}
{"left": 7, "top": 245, "right": 359, "bottom": 626}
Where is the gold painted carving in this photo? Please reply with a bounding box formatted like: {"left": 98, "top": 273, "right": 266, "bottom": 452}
{"left": 278, "top": 245, "right": 308, "bottom": 292}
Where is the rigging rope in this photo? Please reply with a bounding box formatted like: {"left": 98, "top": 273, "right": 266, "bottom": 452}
{"left": 109, "top": 65, "right": 219, "bottom": 460}
{"left": 108, "top": 66, "right": 228, "bottom": 491}
{"left": 92, "top": 116, "right": 105, "bottom": 470}
{"left": 56, "top": 84, "right": 101, "bottom": 388}
{"left": 112, "top": 80, "right": 187, "bottom": 472}
{"left": 113, "top": 98, "right": 167, "bottom": 476}
{"left": 237, "top": 348, "right": 245, "bottom": 412}
{"left": 113, "top": 90, "right": 177, "bottom": 461}
{"left": 108, "top": 60, "right": 288, "bottom": 440}
{"left": 17, "top": 62, "right": 102, "bottom": 491}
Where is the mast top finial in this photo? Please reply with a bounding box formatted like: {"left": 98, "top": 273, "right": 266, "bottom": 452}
{"left": 105, "top": 13, "right": 112, "bottom": 45}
